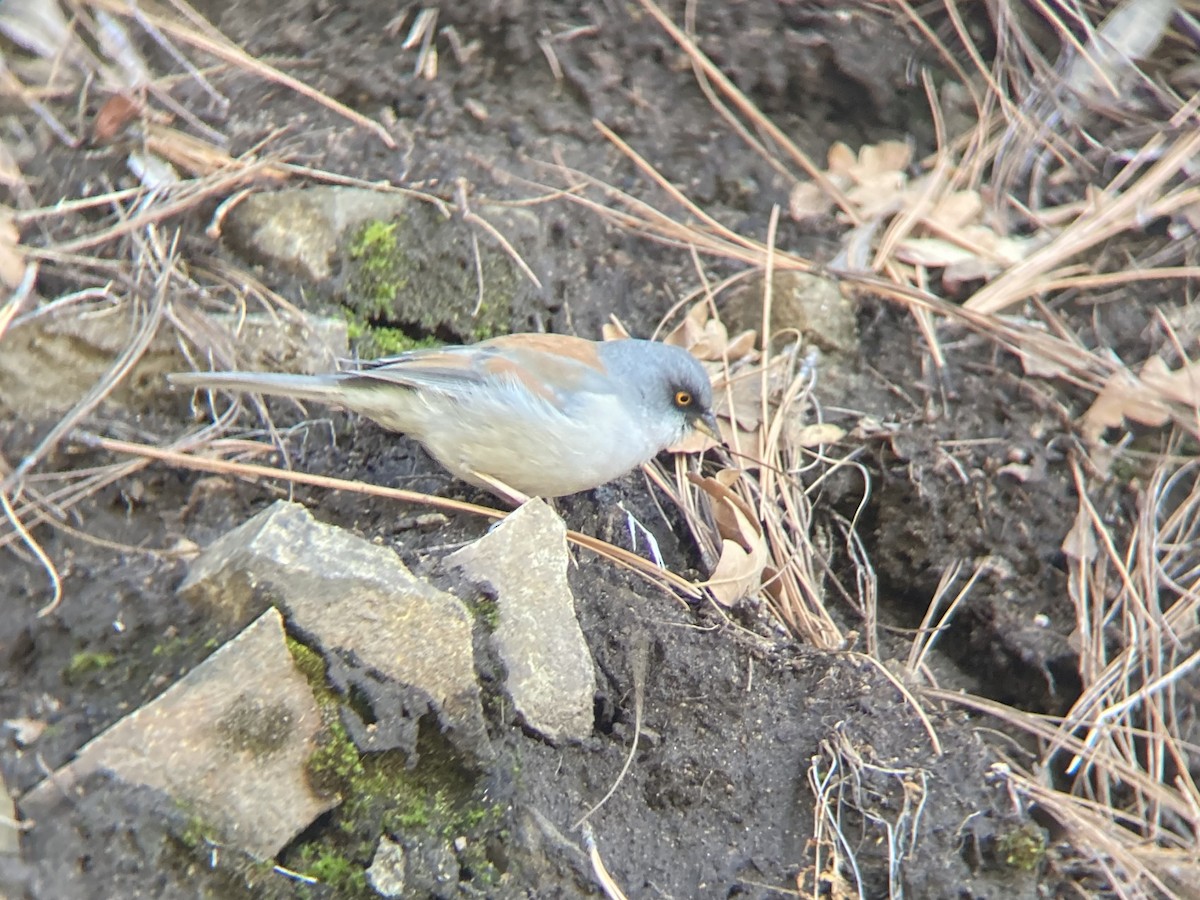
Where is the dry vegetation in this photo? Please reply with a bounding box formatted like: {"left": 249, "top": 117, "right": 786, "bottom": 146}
{"left": 3, "top": 0, "right": 1200, "bottom": 897}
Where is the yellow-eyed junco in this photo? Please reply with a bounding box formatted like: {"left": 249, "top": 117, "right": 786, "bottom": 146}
{"left": 169, "top": 333, "right": 718, "bottom": 498}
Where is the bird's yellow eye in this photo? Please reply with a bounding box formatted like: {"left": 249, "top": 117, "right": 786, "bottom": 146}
{"left": 674, "top": 390, "right": 693, "bottom": 407}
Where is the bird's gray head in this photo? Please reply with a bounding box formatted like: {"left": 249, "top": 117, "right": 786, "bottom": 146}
{"left": 597, "top": 339, "right": 719, "bottom": 447}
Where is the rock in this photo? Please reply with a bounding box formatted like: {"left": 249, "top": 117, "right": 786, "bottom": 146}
{"left": 402, "top": 837, "right": 459, "bottom": 895}
{"left": 366, "top": 836, "right": 407, "bottom": 898}
{"left": 223, "top": 187, "right": 412, "bottom": 282}
{"left": 179, "top": 500, "right": 493, "bottom": 764}
{"left": 223, "top": 185, "right": 543, "bottom": 342}
{"left": 447, "top": 500, "right": 595, "bottom": 742}
{"left": 509, "top": 806, "right": 592, "bottom": 887}
{"left": 721, "top": 271, "right": 858, "bottom": 357}
{"left": 0, "top": 308, "right": 346, "bottom": 420}
{"left": 20, "top": 608, "right": 333, "bottom": 858}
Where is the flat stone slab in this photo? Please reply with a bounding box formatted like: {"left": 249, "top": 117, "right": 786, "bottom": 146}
{"left": 20, "top": 608, "right": 332, "bottom": 859}
{"left": 0, "top": 309, "right": 346, "bottom": 420}
{"left": 223, "top": 187, "right": 413, "bottom": 282}
{"left": 179, "top": 500, "right": 493, "bottom": 763}
{"left": 447, "top": 499, "right": 595, "bottom": 742}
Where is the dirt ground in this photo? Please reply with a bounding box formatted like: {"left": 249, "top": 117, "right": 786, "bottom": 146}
{"left": 2, "top": 1, "right": 1183, "bottom": 898}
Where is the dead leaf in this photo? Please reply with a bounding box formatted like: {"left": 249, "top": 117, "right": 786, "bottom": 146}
{"left": 788, "top": 180, "right": 833, "bottom": 221}
{"left": 716, "top": 417, "right": 759, "bottom": 456}
{"left": 1139, "top": 353, "right": 1200, "bottom": 409}
{"left": 724, "top": 330, "right": 758, "bottom": 361}
{"left": 826, "top": 141, "right": 858, "bottom": 175}
{"left": 858, "top": 140, "right": 912, "bottom": 176}
{"left": 942, "top": 257, "right": 1003, "bottom": 292}
{"left": 1081, "top": 353, "right": 1198, "bottom": 441}
{"left": 708, "top": 537, "right": 767, "bottom": 606}
{"left": 926, "top": 190, "right": 983, "bottom": 229}
{"left": 1013, "top": 322, "right": 1074, "bottom": 378}
{"left": 1061, "top": 504, "right": 1097, "bottom": 563}
{"left": 663, "top": 301, "right": 709, "bottom": 349}
{"left": 693, "top": 472, "right": 768, "bottom": 606}
{"left": 788, "top": 422, "right": 846, "bottom": 448}
{"left": 896, "top": 236, "right": 979, "bottom": 267}
{"left": 92, "top": 91, "right": 143, "bottom": 144}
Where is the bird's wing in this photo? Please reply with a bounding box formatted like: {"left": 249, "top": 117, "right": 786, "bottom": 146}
{"left": 348, "top": 334, "right": 614, "bottom": 408}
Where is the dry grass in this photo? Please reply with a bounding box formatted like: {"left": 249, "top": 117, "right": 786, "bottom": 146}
{"left": 1, "top": 1, "right": 554, "bottom": 595}
{"left": 803, "top": 725, "right": 930, "bottom": 900}
{"left": 538, "top": 0, "right": 1200, "bottom": 896}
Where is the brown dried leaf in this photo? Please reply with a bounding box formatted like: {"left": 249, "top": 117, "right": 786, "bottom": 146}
{"left": 1015, "top": 324, "right": 1075, "bottom": 378}
{"left": 691, "top": 318, "right": 731, "bottom": 360}
{"left": 694, "top": 473, "right": 756, "bottom": 544}
{"left": 826, "top": 141, "right": 857, "bottom": 175}
{"left": 857, "top": 140, "right": 912, "bottom": 176}
{"left": 896, "top": 236, "right": 979, "bottom": 267}
{"left": 92, "top": 92, "right": 143, "bottom": 144}
{"left": 926, "top": 190, "right": 983, "bottom": 229}
{"left": 708, "top": 537, "right": 767, "bottom": 606}
{"left": 1139, "top": 353, "right": 1200, "bottom": 409}
{"left": 724, "top": 330, "right": 758, "bottom": 361}
{"left": 788, "top": 422, "right": 846, "bottom": 448}
{"left": 693, "top": 472, "right": 767, "bottom": 605}
{"left": 712, "top": 353, "right": 794, "bottom": 433}
{"left": 788, "top": 180, "right": 833, "bottom": 221}
{"left": 942, "top": 257, "right": 1003, "bottom": 292}
{"left": 714, "top": 369, "right": 768, "bottom": 431}
{"left": 1062, "top": 504, "right": 1098, "bottom": 563}
{"left": 663, "top": 301, "right": 709, "bottom": 349}
{"left": 1082, "top": 354, "right": 1189, "bottom": 440}
{"left": 665, "top": 302, "right": 761, "bottom": 365}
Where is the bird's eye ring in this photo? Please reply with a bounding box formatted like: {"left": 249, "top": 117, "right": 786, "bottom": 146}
{"left": 674, "top": 390, "right": 693, "bottom": 407}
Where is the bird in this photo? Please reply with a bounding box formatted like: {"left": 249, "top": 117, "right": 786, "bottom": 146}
{"left": 169, "top": 333, "right": 720, "bottom": 498}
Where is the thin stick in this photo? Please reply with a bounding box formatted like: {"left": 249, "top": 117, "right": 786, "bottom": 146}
{"left": 80, "top": 435, "right": 703, "bottom": 598}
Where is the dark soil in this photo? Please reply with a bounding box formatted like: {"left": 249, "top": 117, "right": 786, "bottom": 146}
{"left": 3, "top": 1, "right": 1173, "bottom": 898}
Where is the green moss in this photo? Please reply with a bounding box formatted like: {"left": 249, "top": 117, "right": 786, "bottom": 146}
{"left": 152, "top": 636, "right": 188, "bottom": 658}
{"left": 177, "top": 810, "right": 220, "bottom": 851}
{"left": 169, "top": 804, "right": 288, "bottom": 896}
{"left": 371, "top": 326, "right": 441, "bottom": 355}
{"left": 307, "top": 717, "right": 365, "bottom": 796}
{"left": 286, "top": 636, "right": 330, "bottom": 694}
{"left": 283, "top": 634, "right": 506, "bottom": 891}
{"left": 64, "top": 650, "right": 116, "bottom": 682}
{"left": 295, "top": 846, "right": 368, "bottom": 896}
{"left": 997, "top": 822, "right": 1047, "bottom": 871}
{"left": 348, "top": 220, "right": 404, "bottom": 321}
{"left": 469, "top": 596, "right": 501, "bottom": 633}
{"left": 287, "top": 636, "right": 366, "bottom": 795}
{"left": 341, "top": 211, "right": 514, "bottom": 347}
{"left": 341, "top": 311, "right": 443, "bottom": 359}
{"left": 151, "top": 631, "right": 224, "bottom": 667}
